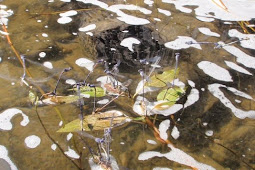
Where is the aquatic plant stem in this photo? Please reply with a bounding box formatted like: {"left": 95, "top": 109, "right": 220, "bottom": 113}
{"left": 35, "top": 103, "right": 81, "bottom": 170}
{"left": 2, "top": 24, "right": 45, "bottom": 94}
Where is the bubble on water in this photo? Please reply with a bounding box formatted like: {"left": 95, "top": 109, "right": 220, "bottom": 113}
{"left": 205, "top": 130, "right": 214, "bottom": 136}
{"left": 24, "top": 135, "right": 41, "bottom": 149}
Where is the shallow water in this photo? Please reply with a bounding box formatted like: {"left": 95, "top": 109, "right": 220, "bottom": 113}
{"left": 0, "top": 0, "right": 255, "bottom": 170}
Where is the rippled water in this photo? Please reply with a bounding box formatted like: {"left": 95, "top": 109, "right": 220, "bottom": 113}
{"left": 0, "top": 0, "right": 255, "bottom": 169}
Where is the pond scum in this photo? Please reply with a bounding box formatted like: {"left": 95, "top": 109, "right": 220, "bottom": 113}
{"left": 1, "top": 1, "right": 255, "bottom": 170}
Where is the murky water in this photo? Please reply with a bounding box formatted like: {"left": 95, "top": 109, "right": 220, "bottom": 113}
{"left": 1, "top": 0, "right": 255, "bottom": 170}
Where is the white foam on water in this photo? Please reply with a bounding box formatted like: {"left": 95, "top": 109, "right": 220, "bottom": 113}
{"left": 153, "top": 168, "right": 172, "bottom": 170}
{"left": 144, "top": 0, "right": 154, "bottom": 6}
{"left": 165, "top": 36, "right": 202, "bottom": 50}
{"left": 0, "top": 145, "right": 18, "bottom": 170}
{"left": 171, "top": 126, "right": 180, "bottom": 139}
{"left": 65, "top": 147, "right": 80, "bottom": 159}
{"left": 222, "top": 45, "right": 255, "bottom": 69}
{"left": 79, "top": 24, "right": 96, "bottom": 32}
{"left": 120, "top": 37, "right": 141, "bottom": 52}
{"left": 235, "top": 99, "right": 241, "bottom": 103}
{"left": 135, "top": 79, "right": 160, "bottom": 95}
{"left": 57, "top": 16, "right": 72, "bottom": 24}
{"left": 224, "top": 61, "right": 252, "bottom": 75}
{"left": 138, "top": 144, "right": 215, "bottom": 170}
{"left": 205, "top": 130, "right": 214, "bottom": 136}
{"left": 24, "top": 135, "right": 41, "bottom": 149}
{"left": 59, "top": 121, "right": 63, "bottom": 126}
{"left": 197, "top": 61, "right": 233, "bottom": 82}
{"left": 208, "top": 83, "right": 255, "bottom": 119}
{"left": 154, "top": 18, "right": 161, "bottom": 21}
{"left": 0, "top": 7, "right": 13, "bottom": 25}
{"left": 59, "top": 10, "right": 77, "bottom": 17}
{"left": 0, "top": 108, "right": 29, "bottom": 131}
{"left": 67, "top": 133, "right": 73, "bottom": 141}
{"left": 51, "top": 144, "right": 57, "bottom": 151}
{"left": 77, "top": 0, "right": 151, "bottom": 25}
{"left": 75, "top": 58, "right": 95, "bottom": 71}
{"left": 147, "top": 140, "right": 157, "bottom": 145}
{"left": 65, "top": 79, "right": 76, "bottom": 85}
{"left": 228, "top": 29, "right": 255, "bottom": 50}
{"left": 97, "top": 99, "right": 109, "bottom": 104}
{"left": 158, "top": 8, "right": 171, "bottom": 16}
{"left": 43, "top": 61, "right": 53, "bottom": 69}
{"left": 86, "top": 32, "right": 93, "bottom": 36}
{"left": 184, "top": 88, "right": 199, "bottom": 108}
{"left": 159, "top": 120, "right": 170, "bottom": 140}
{"left": 198, "top": 27, "right": 220, "bottom": 37}
{"left": 60, "top": 0, "right": 71, "bottom": 2}
{"left": 42, "top": 33, "right": 48, "bottom": 37}
{"left": 39, "top": 52, "right": 46, "bottom": 58}
{"left": 162, "top": 0, "right": 255, "bottom": 22}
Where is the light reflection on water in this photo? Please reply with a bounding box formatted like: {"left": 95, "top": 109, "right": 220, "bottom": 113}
{"left": 0, "top": 0, "right": 255, "bottom": 169}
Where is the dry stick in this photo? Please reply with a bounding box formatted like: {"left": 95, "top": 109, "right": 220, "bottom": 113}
{"left": 95, "top": 92, "right": 124, "bottom": 113}
{"left": 35, "top": 104, "right": 81, "bottom": 170}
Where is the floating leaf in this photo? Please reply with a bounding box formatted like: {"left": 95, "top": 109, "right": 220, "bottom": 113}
{"left": 41, "top": 95, "right": 79, "bottom": 105}
{"left": 73, "top": 86, "right": 106, "bottom": 97}
{"left": 146, "top": 69, "right": 179, "bottom": 88}
{"left": 57, "top": 110, "right": 131, "bottom": 132}
{"left": 29, "top": 90, "right": 36, "bottom": 104}
{"left": 157, "top": 87, "right": 185, "bottom": 104}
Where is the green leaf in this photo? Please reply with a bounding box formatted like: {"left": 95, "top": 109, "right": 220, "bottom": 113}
{"left": 29, "top": 90, "right": 36, "bottom": 104}
{"left": 157, "top": 87, "right": 185, "bottom": 103}
{"left": 74, "top": 86, "right": 105, "bottom": 97}
{"left": 146, "top": 69, "right": 179, "bottom": 87}
{"left": 57, "top": 110, "right": 130, "bottom": 132}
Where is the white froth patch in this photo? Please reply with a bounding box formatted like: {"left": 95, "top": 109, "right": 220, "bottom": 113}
{"left": 197, "top": 61, "right": 232, "bottom": 82}
{"left": 171, "top": 126, "right": 180, "bottom": 139}
{"left": 57, "top": 16, "right": 72, "bottom": 24}
{"left": 235, "top": 99, "right": 241, "bottom": 103}
{"left": 43, "top": 61, "right": 53, "bottom": 69}
{"left": 184, "top": 88, "right": 199, "bottom": 108}
{"left": 77, "top": 0, "right": 151, "bottom": 25}
{"left": 42, "top": 33, "right": 48, "bottom": 37}
{"left": 39, "top": 52, "right": 46, "bottom": 58}
{"left": 223, "top": 45, "right": 255, "bottom": 69}
{"left": 120, "top": 37, "right": 141, "bottom": 52}
{"left": 154, "top": 18, "right": 161, "bottom": 22}
{"left": 79, "top": 24, "right": 96, "bottom": 32}
{"left": 86, "top": 32, "right": 93, "bottom": 36}
{"left": 61, "top": 0, "right": 71, "bottom": 2}
{"left": 75, "top": 58, "right": 94, "bottom": 71}
{"left": 205, "top": 130, "right": 214, "bottom": 136}
{"left": 188, "top": 80, "right": 195, "bottom": 88}
{"left": 224, "top": 61, "right": 252, "bottom": 75}
{"left": 162, "top": 0, "right": 255, "bottom": 21}
{"left": 0, "top": 145, "right": 18, "bottom": 170}
{"left": 25, "top": 135, "right": 41, "bottom": 149}
{"left": 165, "top": 36, "right": 202, "bottom": 50}
{"left": 51, "top": 144, "right": 57, "bottom": 151}
{"left": 60, "top": 10, "right": 77, "bottom": 17}
{"left": 198, "top": 27, "right": 220, "bottom": 37}
{"left": 228, "top": 29, "right": 255, "bottom": 50}
{"left": 0, "top": 108, "right": 29, "bottom": 131}
{"left": 65, "top": 147, "right": 80, "bottom": 159}
{"left": 0, "top": 30, "right": 9, "bottom": 35}
{"left": 144, "top": 0, "right": 154, "bottom": 6}
{"left": 65, "top": 79, "right": 76, "bottom": 85}
{"left": 97, "top": 99, "right": 109, "bottom": 104}
{"left": 159, "top": 120, "right": 170, "bottom": 140}
{"left": 158, "top": 8, "right": 171, "bottom": 16}
{"left": 139, "top": 144, "right": 215, "bottom": 170}
{"left": 67, "top": 133, "right": 73, "bottom": 141}
{"left": 59, "top": 121, "right": 63, "bottom": 126}
{"left": 208, "top": 83, "right": 255, "bottom": 119}
{"left": 147, "top": 140, "right": 157, "bottom": 145}
{"left": 0, "top": 7, "right": 14, "bottom": 25}
{"left": 153, "top": 168, "right": 172, "bottom": 170}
